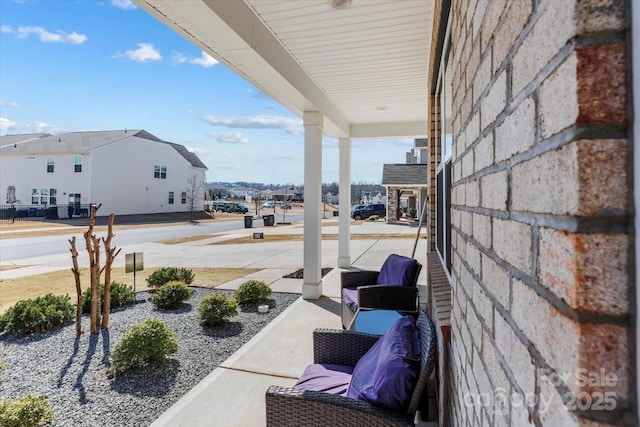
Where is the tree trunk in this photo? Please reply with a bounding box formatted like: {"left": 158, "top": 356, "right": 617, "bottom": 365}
{"left": 69, "top": 236, "right": 82, "bottom": 336}
{"left": 101, "top": 214, "right": 120, "bottom": 329}
{"left": 83, "top": 204, "right": 102, "bottom": 334}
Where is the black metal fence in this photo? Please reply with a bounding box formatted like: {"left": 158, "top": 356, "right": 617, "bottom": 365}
{"left": 0, "top": 204, "right": 92, "bottom": 223}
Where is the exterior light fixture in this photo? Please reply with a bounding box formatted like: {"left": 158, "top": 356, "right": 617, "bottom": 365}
{"left": 328, "top": 0, "right": 352, "bottom": 10}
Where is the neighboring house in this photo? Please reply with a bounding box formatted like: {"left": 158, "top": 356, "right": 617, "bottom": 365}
{"left": 0, "top": 129, "right": 208, "bottom": 216}
{"left": 230, "top": 186, "right": 255, "bottom": 201}
{"left": 382, "top": 164, "right": 428, "bottom": 222}
{"left": 382, "top": 139, "right": 429, "bottom": 222}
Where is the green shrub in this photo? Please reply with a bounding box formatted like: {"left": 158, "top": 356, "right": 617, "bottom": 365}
{"left": 81, "top": 282, "right": 135, "bottom": 313}
{"left": 150, "top": 281, "right": 193, "bottom": 310}
{"left": 235, "top": 280, "right": 272, "bottom": 305}
{"left": 198, "top": 293, "right": 238, "bottom": 327}
{"left": 146, "top": 267, "right": 194, "bottom": 288}
{"left": 0, "top": 394, "right": 54, "bottom": 427}
{"left": 109, "top": 318, "right": 178, "bottom": 377}
{"left": 0, "top": 294, "right": 74, "bottom": 335}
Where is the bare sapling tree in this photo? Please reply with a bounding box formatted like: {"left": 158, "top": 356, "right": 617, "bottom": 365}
{"left": 186, "top": 174, "right": 205, "bottom": 222}
{"left": 252, "top": 191, "right": 266, "bottom": 216}
{"left": 69, "top": 236, "right": 82, "bottom": 336}
{"left": 100, "top": 214, "right": 121, "bottom": 329}
{"left": 83, "top": 204, "right": 102, "bottom": 333}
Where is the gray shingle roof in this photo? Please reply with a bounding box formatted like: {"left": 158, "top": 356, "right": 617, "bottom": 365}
{"left": 0, "top": 130, "right": 207, "bottom": 170}
{"left": 381, "top": 164, "right": 428, "bottom": 186}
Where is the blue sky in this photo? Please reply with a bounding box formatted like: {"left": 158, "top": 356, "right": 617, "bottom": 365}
{"left": 0, "top": 0, "right": 415, "bottom": 185}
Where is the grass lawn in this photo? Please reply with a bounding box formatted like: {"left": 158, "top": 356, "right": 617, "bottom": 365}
{"left": 0, "top": 267, "right": 260, "bottom": 314}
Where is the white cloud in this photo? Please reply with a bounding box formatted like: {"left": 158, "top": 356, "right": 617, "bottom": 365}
{"left": 0, "top": 117, "right": 17, "bottom": 131}
{"left": 111, "top": 0, "right": 137, "bottom": 10}
{"left": 0, "top": 117, "right": 66, "bottom": 134}
{"left": 207, "top": 131, "right": 249, "bottom": 144}
{"left": 124, "top": 43, "right": 161, "bottom": 62}
{"left": 2, "top": 25, "right": 88, "bottom": 44}
{"left": 0, "top": 97, "right": 19, "bottom": 107}
{"left": 203, "top": 114, "right": 302, "bottom": 135}
{"left": 171, "top": 52, "right": 188, "bottom": 65}
{"left": 190, "top": 51, "right": 218, "bottom": 68}
{"left": 171, "top": 51, "right": 218, "bottom": 68}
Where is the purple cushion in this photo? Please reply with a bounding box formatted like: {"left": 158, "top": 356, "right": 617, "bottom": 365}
{"left": 295, "top": 363, "right": 353, "bottom": 396}
{"left": 346, "top": 316, "right": 420, "bottom": 412}
{"left": 376, "top": 254, "right": 419, "bottom": 286}
{"left": 342, "top": 287, "right": 359, "bottom": 312}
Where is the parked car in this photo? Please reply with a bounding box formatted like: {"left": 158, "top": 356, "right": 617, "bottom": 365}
{"left": 263, "top": 201, "right": 275, "bottom": 208}
{"left": 281, "top": 202, "right": 292, "bottom": 210}
{"left": 351, "top": 203, "right": 386, "bottom": 220}
{"left": 232, "top": 203, "right": 249, "bottom": 214}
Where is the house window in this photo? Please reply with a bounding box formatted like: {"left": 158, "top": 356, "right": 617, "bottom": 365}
{"left": 435, "top": 35, "right": 453, "bottom": 274}
{"left": 168, "top": 191, "right": 174, "bottom": 204}
{"left": 31, "top": 188, "right": 56, "bottom": 205}
{"left": 74, "top": 155, "right": 82, "bottom": 173}
{"left": 181, "top": 192, "right": 187, "bottom": 204}
{"left": 47, "top": 157, "right": 54, "bottom": 173}
{"left": 154, "top": 165, "right": 167, "bottom": 179}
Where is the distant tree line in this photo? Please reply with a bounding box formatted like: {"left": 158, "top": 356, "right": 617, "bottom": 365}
{"left": 206, "top": 181, "right": 385, "bottom": 204}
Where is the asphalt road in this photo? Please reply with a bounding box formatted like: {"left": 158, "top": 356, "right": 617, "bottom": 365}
{"left": 0, "top": 214, "right": 304, "bottom": 263}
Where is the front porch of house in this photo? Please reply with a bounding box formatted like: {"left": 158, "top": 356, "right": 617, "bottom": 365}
{"left": 150, "top": 225, "right": 435, "bottom": 426}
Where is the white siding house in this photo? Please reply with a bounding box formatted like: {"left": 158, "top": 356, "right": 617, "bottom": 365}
{"left": 0, "top": 130, "right": 208, "bottom": 216}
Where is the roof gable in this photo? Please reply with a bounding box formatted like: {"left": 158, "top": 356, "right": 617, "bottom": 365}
{"left": 0, "top": 129, "right": 207, "bottom": 170}
{"left": 381, "top": 164, "right": 428, "bottom": 186}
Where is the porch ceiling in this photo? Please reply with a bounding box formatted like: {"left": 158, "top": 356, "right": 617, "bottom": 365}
{"left": 134, "top": 0, "right": 434, "bottom": 139}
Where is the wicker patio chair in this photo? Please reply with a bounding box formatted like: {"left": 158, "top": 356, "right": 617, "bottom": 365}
{"left": 341, "top": 254, "right": 422, "bottom": 328}
{"left": 265, "top": 311, "right": 437, "bottom": 427}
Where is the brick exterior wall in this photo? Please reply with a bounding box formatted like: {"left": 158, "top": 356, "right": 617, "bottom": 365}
{"left": 430, "top": 0, "right": 635, "bottom": 425}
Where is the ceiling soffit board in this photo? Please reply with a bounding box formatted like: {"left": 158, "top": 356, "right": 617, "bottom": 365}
{"left": 248, "top": 0, "right": 433, "bottom": 136}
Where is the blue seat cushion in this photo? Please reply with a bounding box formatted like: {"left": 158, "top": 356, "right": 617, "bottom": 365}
{"left": 342, "top": 287, "right": 359, "bottom": 312}
{"left": 346, "top": 315, "right": 420, "bottom": 412}
{"left": 376, "top": 254, "right": 420, "bottom": 286}
{"left": 294, "top": 363, "right": 353, "bottom": 396}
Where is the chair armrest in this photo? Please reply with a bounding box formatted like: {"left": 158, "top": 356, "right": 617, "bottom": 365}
{"left": 265, "top": 386, "right": 414, "bottom": 427}
{"left": 357, "top": 285, "right": 419, "bottom": 313}
{"left": 340, "top": 270, "right": 380, "bottom": 289}
{"left": 312, "top": 329, "right": 380, "bottom": 366}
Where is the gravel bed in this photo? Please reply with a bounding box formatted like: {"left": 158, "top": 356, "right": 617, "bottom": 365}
{"left": 0, "top": 288, "right": 299, "bottom": 426}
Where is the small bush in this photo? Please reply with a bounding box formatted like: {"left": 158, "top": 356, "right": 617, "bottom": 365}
{"left": 109, "top": 318, "right": 178, "bottom": 377}
{"left": 150, "top": 281, "right": 193, "bottom": 310}
{"left": 81, "top": 282, "right": 135, "bottom": 313}
{"left": 198, "top": 294, "right": 238, "bottom": 327}
{"left": 146, "top": 267, "right": 194, "bottom": 288}
{"left": 0, "top": 394, "right": 54, "bottom": 427}
{"left": 0, "top": 294, "right": 74, "bottom": 336}
{"left": 235, "top": 280, "right": 272, "bottom": 305}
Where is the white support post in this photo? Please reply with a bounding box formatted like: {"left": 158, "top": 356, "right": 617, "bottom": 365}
{"left": 338, "top": 138, "right": 352, "bottom": 268}
{"left": 302, "top": 111, "right": 323, "bottom": 299}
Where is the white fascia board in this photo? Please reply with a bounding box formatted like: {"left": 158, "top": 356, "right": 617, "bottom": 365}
{"left": 135, "top": 0, "right": 350, "bottom": 138}
{"left": 350, "top": 121, "right": 428, "bottom": 139}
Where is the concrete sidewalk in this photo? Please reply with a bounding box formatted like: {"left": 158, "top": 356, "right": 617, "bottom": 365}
{"left": 146, "top": 220, "right": 431, "bottom": 427}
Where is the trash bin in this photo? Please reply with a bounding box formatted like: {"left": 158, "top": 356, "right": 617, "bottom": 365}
{"left": 263, "top": 214, "right": 275, "bottom": 226}
{"left": 244, "top": 215, "right": 253, "bottom": 228}
{"left": 333, "top": 211, "right": 339, "bottom": 217}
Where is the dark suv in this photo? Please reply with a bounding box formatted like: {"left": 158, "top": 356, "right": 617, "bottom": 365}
{"left": 351, "top": 203, "right": 386, "bottom": 220}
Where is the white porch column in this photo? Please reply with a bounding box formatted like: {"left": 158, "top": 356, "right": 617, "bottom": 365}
{"left": 302, "top": 111, "right": 323, "bottom": 299}
{"left": 337, "top": 137, "right": 352, "bottom": 268}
